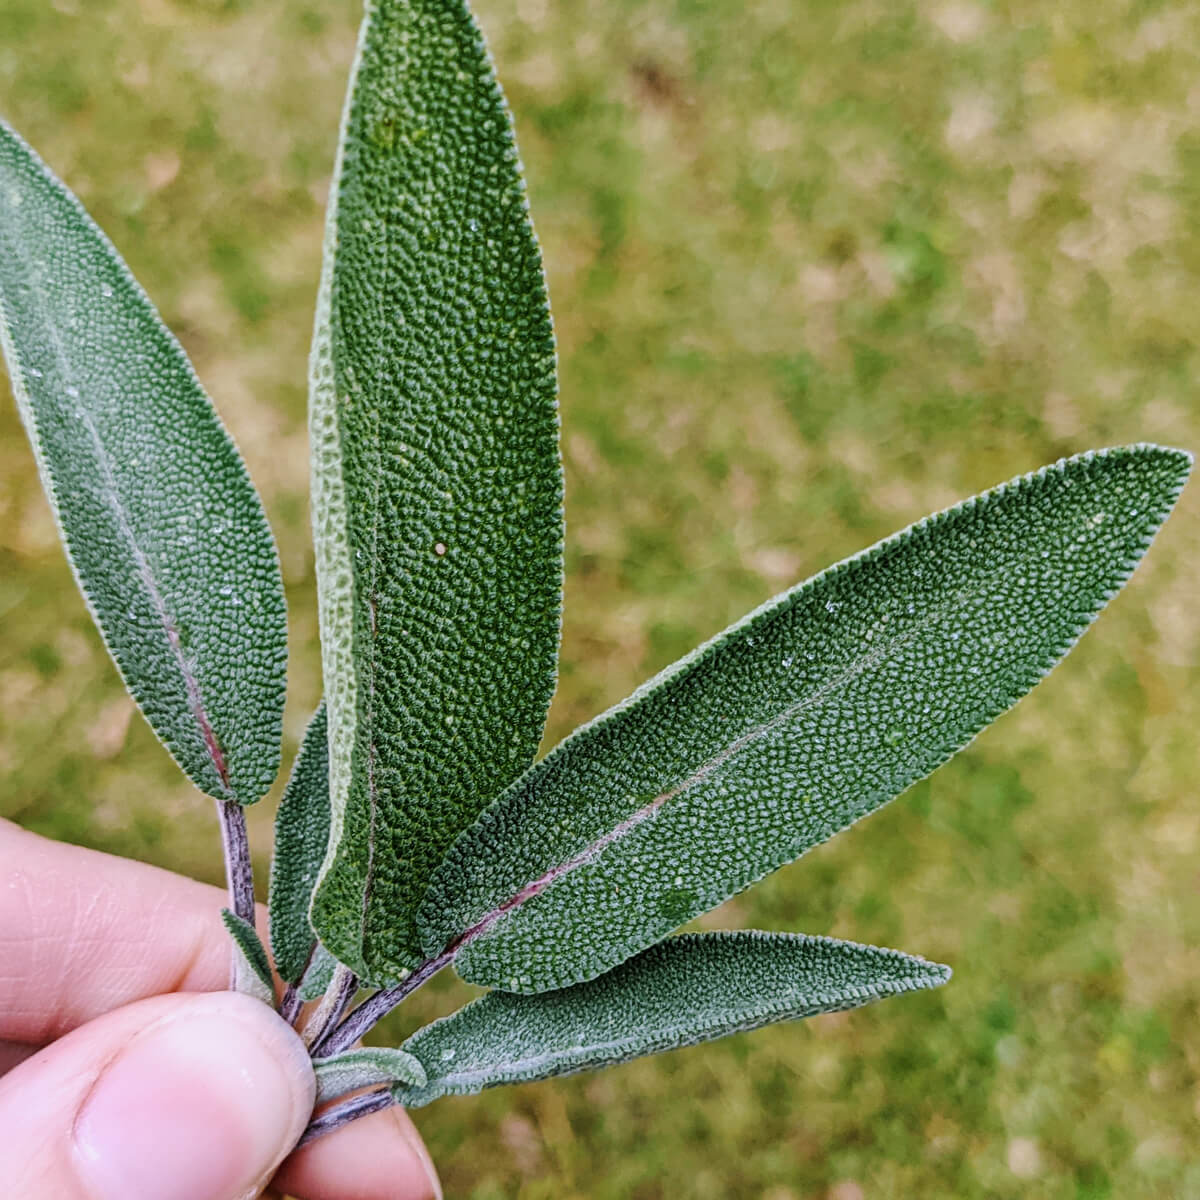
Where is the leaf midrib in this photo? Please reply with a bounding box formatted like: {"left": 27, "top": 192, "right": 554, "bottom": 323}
{"left": 445, "top": 582, "right": 959, "bottom": 954}
{"left": 359, "top": 420, "right": 384, "bottom": 950}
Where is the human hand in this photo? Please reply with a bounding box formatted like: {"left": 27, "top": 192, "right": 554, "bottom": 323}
{"left": 0, "top": 819, "right": 440, "bottom": 1199}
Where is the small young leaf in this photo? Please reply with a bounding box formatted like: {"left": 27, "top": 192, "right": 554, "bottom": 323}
{"left": 308, "top": 0, "right": 563, "bottom": 983}
{"left": 220, "top": 909, "right": 275, "bottom": 1006}
{"left": 298, "top": 944, "right": 339, "bottom": 1003}
{"left": 393, "top": 932, "right": 949, "bottom": 1106}
{"left": 313, "top": 1047, "right": 427, "bottom": 1105}
{"left": 269, "top": 703, "right": 331, "bottom": 984}
{"left": 420, "top": 446, "right": 1191, "bottom": 992}
{"left": 0, "top": 121, "right": 286, "bottom": 804}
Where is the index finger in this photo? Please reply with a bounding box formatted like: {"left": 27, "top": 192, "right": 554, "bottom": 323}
{"left": 0, "top": 818, "right": 236, "bottom": 1044}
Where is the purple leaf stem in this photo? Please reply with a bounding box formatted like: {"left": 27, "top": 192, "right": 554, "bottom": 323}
{"left": 297, "top": 1087, "right": 397, "bottom": 1148}
{"left": 280, "top": 983, "right": 303, "bottom": 1026}
{"left": 216, "top": 798, "right": 257, "bottom": 993}
{"left": 216, "top": 797, "right": 256, "bottom": 925}
{"left": 314, "top": 949, "right": 453, "bottom": 1058}
{"left": 303, "top": 963, "right": 359, "bottom": 1050}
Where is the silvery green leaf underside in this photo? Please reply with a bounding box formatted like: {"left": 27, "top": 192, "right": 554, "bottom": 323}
{"left": 0, "top": 121, "right": 286, "bottom": 804}
{"left": 419, "top": 446, "right": 1191, "bottom": 992}
{"left": 269, "top": 703, "right": 331, "bottom": 984}
{"left": 220, "top": 909, "right": 276, "bottom": 1006}
{"left": 313, "top": 1047, "right": 427, "bottom": 1105}
{"left": 298, "top": 944, "right": 339, "bottom": 1002}
{"left": 394, "top": 932, "right": 950, "bottom": 1106}
{"left": 308, "top": 0, "right": 563, "bottom": 983}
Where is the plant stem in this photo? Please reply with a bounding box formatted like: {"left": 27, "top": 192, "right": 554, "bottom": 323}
{"left": 215, "top": 797, "right": 258, "bottom": 994}
{"left": 302, "top": 963, "right": 358, "bottom": 1049}
{"left": 297, "top": 1087, "right": 396, "bottom": 1148}
{"left": 314, "top": 949, "right": 453, "bottom": 1058}
{"left": 216, "top": 797, "right": 256, "bottom": 924}
{"left": 279, "top": 983, "right": 302, "bottom": 1026}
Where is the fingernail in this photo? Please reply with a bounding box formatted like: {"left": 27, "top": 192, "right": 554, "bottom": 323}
{"left": 73, "top": 993, "right": 314, "bottom": 1200}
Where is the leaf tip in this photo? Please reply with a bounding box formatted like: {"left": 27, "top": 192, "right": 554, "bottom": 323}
{"left": 919, "top": 959, "right": 953, "bottom": 988}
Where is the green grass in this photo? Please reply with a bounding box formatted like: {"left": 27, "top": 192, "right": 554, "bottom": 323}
{"left": 3, "top": 1, "right": 1199, "bottom": 1196}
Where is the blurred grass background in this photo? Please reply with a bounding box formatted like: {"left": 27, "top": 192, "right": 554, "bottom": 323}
{"left": 2, "top": 0, "right": 1199, "bottom": 1195}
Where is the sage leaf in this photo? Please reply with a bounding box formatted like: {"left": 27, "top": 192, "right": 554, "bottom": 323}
{"left": 313, "top": 1047, "right": 427, "bottom": 1105}
{"left": 0, "top": 120, "right": 286, "bottom": 804}
{"left": 308, "top": 0, "right": 563, "bottom": 983}
{"left": 220, "top": 909, "right": 275, "bottom": 1006}
{"left": 269, "top": 703, "right": 331, "bottom": 984}
{"left": 420, "top": 446, "right": 1191, "bottom": 992}
{"left": 393, "top": 932, "right": 949, "bottom": 1106}
{"left": 299, "top": 944, "right": 339, "bottom": 1003}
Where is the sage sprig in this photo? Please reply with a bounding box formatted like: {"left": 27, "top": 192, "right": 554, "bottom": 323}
{"left": 1, "top": 0, "right": 1191, "bottom": 1163}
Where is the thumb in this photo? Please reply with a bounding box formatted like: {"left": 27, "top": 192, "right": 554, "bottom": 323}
{"left": 0, "top": 990, "right": 315, "bottom": 1200}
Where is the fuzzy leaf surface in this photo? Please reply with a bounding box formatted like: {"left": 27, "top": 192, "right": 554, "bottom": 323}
{"left": 421, "top": 446, "right": 1191, "bottom": 992}
{"left": 220, "top": 910, "right": 276, "bottom": 1005}
{"left": 0, "top": 121, "right": 286, "bottom": 803}
{"left": 313, "top": 1047, "right": 427, "bottom": 1105}
{"left": 298, "top": 945, "right": 339, "bottom": 1002}
{"left": 269, "top": 703, "right": 331, "bottom": 983}
{"left": 394, "top": 932, "right": 949, "bottom": 1106}
{"left": 308, "top": 0, "right": 562, "bottom": 982}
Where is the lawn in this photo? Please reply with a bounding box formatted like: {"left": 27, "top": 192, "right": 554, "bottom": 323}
{"left": 2, "top": 1, "right": 1198, "bottom": 1196}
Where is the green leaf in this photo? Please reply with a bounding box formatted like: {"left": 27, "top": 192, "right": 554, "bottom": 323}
{"left": 269, "top": 703, "right": 331, "bottom": 984}
{"left": 420, "top": 446, "right": 1191, "bottom": 992}
{"left": 220, "top": 909, "right": 276, "bottom": 1005}
{"left": 308, "top": 0, "right": 563, "bottom": 983}
{"left": 313, "top": 1047, "right": 427, "bottom": 1105}
{"left": 0, "top": 120, "right": 286, "bottom": 804}
{"left": 394, "top": 932, "right": 950, "bottom": 1106}
{"left": 298, "top": 944, "right": 339, "bottom": 1002}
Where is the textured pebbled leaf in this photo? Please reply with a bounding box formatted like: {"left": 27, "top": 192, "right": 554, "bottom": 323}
{"left": 0, "top": 121, "right": 286, "bottom": 804}
{"left": 313, "top": 1047, "right": 427, "bottom": 1105}
{"left": 420, "top": 446, "right": 1191, "bottom": 992}
{"left": 269, "top": 703, "right": 331, "bottom": 984}
{"left": 393, "top": 932, "right": 950, "bottom": 1106}
{"left": 298, "top": 944, "right": 339, "bottom": 1002}
{"left": 308, "top": 0, "right": 563, "bottom": 983}
{"left": 220, "top": 909, "right": 276, "bottom": 1005}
